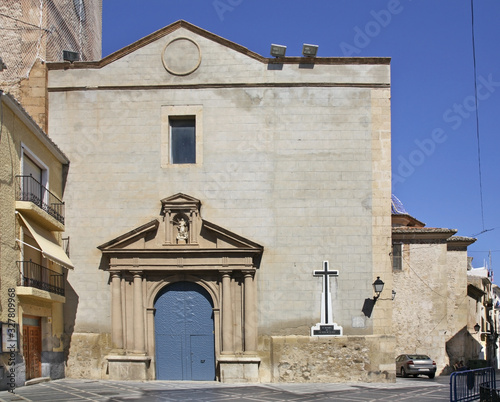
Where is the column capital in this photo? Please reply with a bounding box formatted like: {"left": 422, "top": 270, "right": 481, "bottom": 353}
{"left": 130, "top": 270, "right": 143, "bottom": 277}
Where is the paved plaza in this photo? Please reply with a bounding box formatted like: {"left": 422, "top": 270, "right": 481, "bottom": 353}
{"left": 0, "top": 377, "right": 450, "bottom": 401}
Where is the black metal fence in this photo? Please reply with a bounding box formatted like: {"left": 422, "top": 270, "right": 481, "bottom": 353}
{"left": 450, "top": 367, "right": 496, "bottom": 402}
{"left": 16, "top": 175, "right": 65, "bottom": 224}
{"left": 17, "top": 260, "right": 65, "bottom": 296}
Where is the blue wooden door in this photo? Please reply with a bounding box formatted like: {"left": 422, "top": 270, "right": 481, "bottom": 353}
{"left": 154, "top": 282, "right": 215, "bottom": 380}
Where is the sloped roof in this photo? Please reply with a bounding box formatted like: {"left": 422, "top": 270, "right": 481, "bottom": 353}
{"left": 392, "top": 227, "right": 458, "bottom": 242}
{"left": 0, "top": 91, "right": 69, "bottom": 164}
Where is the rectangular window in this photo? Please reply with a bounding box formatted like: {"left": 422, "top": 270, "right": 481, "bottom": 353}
{"left": 392, "top": 243, "right": 402, "bottom": 271}
{"left": 23, "top": 155, "right": 44, "bottom": 204}
{"left": 161, "top": 105, "right": 202, "bottom": 168}
{"left": 170, "top": 117, "right": 195, "bottom": 164}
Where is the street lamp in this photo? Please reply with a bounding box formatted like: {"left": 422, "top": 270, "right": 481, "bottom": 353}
{"left": 373, "top": 277, "right": 384, "bottom": 301}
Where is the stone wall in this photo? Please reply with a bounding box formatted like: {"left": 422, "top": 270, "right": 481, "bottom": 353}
{"left": 19, "top": 61, "right": 48, "bottom": 130}
{"left": 393, "top": 242, "right": 449, "bottom": 372}
{"left": 64, "top": 333, "right": 111, "bottom": 379}
{"left": 267, "top": 335, "right": 395, "bottom": 383}
{"left": 392, "top": 237, "right": 475, "bottom": 375}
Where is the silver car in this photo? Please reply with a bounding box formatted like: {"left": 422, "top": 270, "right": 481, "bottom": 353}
{"left": 396, "top": 354, "right": 437, "bottom": 379}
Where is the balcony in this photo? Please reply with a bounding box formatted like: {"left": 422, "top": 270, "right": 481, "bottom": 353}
{"left": 17, "top": 260, "right": 65, "bottom": 297}
{"left": 16, "top": 175, "right": 65, "bottom": 231}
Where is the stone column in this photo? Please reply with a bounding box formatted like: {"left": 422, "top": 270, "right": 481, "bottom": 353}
{"left": 221, "top": 271, "right": 233, "bottom": 354}
{"left": 164, "top": 209, "right": 172, "bottom": 245}
{"left": 111, "top": 272, "right": 124, "bottom": 351}
{"left": 190, "top": 210, "right": 198, "bottom": 244}
{"left": 132, "top": 271, "right": 145, "bottom": 354}
{"left": 243, "top": 271, "right": 257, "bottom": 354}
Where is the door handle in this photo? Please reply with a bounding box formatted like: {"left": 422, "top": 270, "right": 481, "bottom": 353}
{"left": 201, "top": 360, "right": 205, "bottom": 363}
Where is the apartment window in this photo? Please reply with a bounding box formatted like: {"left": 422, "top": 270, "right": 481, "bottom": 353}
{"left": 392, "top": 243, "right": 402, "bottom": 271}
{"left": 21, "top": 147, "right": 49, "bottom": 206}
{"left": 170, "top": 117, "right": 195, "bottom": 164}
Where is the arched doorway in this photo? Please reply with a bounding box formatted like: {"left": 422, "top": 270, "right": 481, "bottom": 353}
{"left": 154, "top": 281, "right": 215, "bottom": 380}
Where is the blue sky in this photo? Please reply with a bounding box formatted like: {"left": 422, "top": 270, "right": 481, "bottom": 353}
{"left": 102, "top": 0, "right": 500, "bottom": 280}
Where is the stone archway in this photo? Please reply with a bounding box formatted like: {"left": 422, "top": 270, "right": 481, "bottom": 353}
{"left": 99, "top": 194, "right": 263, "bottom": 382}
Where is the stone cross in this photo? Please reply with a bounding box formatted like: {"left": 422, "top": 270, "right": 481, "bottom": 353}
{"left": 313, "top": 261, "right": 339, "bottom": 324}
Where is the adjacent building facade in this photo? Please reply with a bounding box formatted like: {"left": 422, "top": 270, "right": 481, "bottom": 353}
{"left": 467, "top": 266, "right": 498, "bottom": 368}
{"left": 391, "top": 195, "right": 483, "bottom": 374}
{"left": 0, "top": 91, "right": 72, "bottom": 390}
{"left": 45, "top": 20, "right": 394, "bottom": 382}
{"left": 0, "top": 0, "right": 102, "bottom": 129}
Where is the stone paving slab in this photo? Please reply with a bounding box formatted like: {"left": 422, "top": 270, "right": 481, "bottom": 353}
{"left": 0, "top": 378, "right": 449, "bottom": 402}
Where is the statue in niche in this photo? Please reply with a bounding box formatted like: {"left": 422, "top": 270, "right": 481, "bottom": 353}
{"left": 176, "top": 217, "right": 189, "bottom": 244}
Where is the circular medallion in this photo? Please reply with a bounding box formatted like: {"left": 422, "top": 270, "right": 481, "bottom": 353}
{"left": 161, "top": 37, "right": 201, "bottom": 76}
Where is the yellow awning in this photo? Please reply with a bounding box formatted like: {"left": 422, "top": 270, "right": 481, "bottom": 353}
{"left": 18, "top": 213, "right": 74, "bottom": 269}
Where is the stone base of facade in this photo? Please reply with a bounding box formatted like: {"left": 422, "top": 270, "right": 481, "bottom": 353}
{"left": 107, "top": 355, "right": 151, "bottom": 381}
{"left": 65, "top": 333, "right": 112, "bottom": 380}
{"left": 41, "top": 351, "right": 65, "bottom": 380}
{"left": 269, "top": 335, "right": 396, "bottom": 383}
{"left": 218, "top": 355, "right": 260, "bottom": 383}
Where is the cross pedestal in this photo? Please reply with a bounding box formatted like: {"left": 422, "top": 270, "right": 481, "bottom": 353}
{"left": 311, "top": 261, "right": 343, "bottom": 336}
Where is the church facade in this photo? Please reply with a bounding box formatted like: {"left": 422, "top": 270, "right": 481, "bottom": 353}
{"left": 46, "top": 21, "right": 394, "bottom": 382}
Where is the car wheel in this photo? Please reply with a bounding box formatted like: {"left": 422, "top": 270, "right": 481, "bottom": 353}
{"left": 428, "top": 373, "right": 435, "bottom": 379}
{"left": 401, "top": 367, "right": 408, "bottom": 378}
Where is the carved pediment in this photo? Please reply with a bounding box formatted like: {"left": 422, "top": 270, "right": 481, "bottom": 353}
{"left": 97, "top": 195, "right": 263, "bottom": 258}
{"left": 160, "top": 193, "right": 201, "bottom": 214}
{"left": 97, "top": 220, "right": 160, "bottom": 251}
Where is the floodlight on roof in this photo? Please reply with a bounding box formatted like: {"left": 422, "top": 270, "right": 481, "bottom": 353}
{"left": 270, "top": 44, "right": 287, "bottom": 58}
{"left": 302, "top": 44, "right": 318, "bottom": 57}
{"left": 63, "top": 50, "right": 80, "bottom": 63}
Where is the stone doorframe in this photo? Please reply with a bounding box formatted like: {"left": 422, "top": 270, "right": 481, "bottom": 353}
{"left": 98, "top": 194, "right": 263, "bottom": 382}
{"left": 146, "top": 274, "right": 221, "bottom": 371}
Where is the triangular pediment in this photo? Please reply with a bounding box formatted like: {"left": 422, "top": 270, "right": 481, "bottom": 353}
{"left": 98, "top": 220, "right": 160, "bottom": 251}
{"left": 100, "top": 20, "right": 267, "bottom": 66}
{"left": 98, "top": 218, "right": 262, "bottom": 253}
{"left": 48, "top": 20, "right": 267, "bottom": 70}
{"left": 98, "top": 196, "right": 263, "bottom": 272}
{"left": 201, "top": 220, "right": 263, "bottom": 250}
{"left": 98, "top": 195, "right": 263, "bottom": 254}
{"left": 160, "top": 193, "right": 201, "bottom": 213}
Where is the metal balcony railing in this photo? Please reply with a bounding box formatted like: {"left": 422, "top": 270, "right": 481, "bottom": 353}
{"left": 16, "top": 175, "right": 65, "bottom": 225}
{"left": 17, "top": 261, "right": 65, "bottom": 296}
